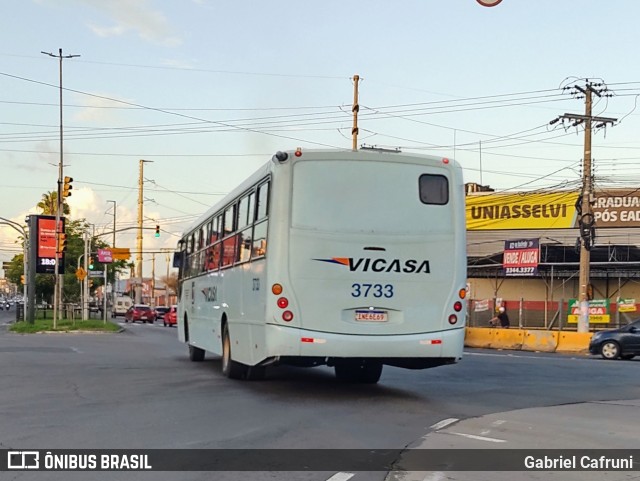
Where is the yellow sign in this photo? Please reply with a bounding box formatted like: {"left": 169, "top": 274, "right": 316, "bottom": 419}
{"left": 466, "top": 191, "right": 579, "bottom": 230}
{"left": 567, "top": 299, "right": 611, "bottom": 324}
{"left": 76, "top": 267, "right": 87, "bottom": 281}
{"left": 110, "top": 247, "right": 131, "bottom": 260}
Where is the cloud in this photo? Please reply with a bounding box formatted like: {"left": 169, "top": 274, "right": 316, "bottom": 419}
{"left": 71, "top": 93, "right": 132, "bottom": 123}
{"left": 77, "top": 0, "right": 182, "bottom": 46}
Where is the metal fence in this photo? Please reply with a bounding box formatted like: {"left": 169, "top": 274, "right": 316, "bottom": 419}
{"left": 467, "top": 298, "right": 637, "bottom": 331}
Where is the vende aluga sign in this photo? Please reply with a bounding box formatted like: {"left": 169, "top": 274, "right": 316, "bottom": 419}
{"left": 568, "top": 299, "right": 611, "bottom": 324}
{"left": 503, "top": 238, "right": 539, "bottom": 276}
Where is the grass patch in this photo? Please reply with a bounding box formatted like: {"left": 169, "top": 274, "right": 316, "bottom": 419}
{"left": 10, "top": 318, "right": 120, "bottom": 334}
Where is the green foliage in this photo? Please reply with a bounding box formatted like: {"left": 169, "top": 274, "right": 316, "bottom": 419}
{"left": 10, "top": 318, "right": 120, "bottom": 333}
{"left": 8, "top": 199, "right": 131, "bottom": 305}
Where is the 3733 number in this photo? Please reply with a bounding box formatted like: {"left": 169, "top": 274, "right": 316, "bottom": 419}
{"left": 351, "top": 283, "right": 394, "bottom": 298}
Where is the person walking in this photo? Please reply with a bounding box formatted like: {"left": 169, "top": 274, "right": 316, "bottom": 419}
{"left": 489, "top": 306, "right": 510, "bottom": 328}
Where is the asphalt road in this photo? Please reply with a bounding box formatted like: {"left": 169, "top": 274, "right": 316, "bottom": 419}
{"left": 1, "top": 310, "right": 639, "bottom": 481}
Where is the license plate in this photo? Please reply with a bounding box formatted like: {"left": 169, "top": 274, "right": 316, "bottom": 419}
{"left": 141, "top": 316, "right": 147, "bottom": 320}
{"left": 355, "top": 310, "right": 388, "bottom": 322}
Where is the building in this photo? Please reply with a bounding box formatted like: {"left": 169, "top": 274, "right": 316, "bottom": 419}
{"left": 466, "top": 187, "right": 640, "bottom": 329}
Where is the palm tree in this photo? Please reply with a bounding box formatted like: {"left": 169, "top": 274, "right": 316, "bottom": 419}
{"left": 36, "top": 191, "right": 70, "bottom": 216}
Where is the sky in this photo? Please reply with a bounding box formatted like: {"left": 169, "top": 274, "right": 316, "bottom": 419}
{"left": 2, "top": 0, "right": 640, "bottom": 278}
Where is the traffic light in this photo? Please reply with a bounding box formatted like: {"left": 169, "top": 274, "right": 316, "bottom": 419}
{"left": 20, "top": 275, "right": 25, "bottom": 285}
{"left": 155, "top": 225, "right": 160, "bottom": 238}
{"left": 56, "top": 233, "right": 67, "bottom": 253}
{"left": 89, "top": 257, "right": 94, "bottom": 270}
{"left": 62, "top": 176, "right": 73, "bottom": 198}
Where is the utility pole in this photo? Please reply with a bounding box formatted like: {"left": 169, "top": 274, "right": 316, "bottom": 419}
{"left": 552, "top": 81, "right": 616, "bottom": 333}
{"left": 136, "top": 160, "right": 152, "bottom": 304}
{"left": 106, "top": 200, "right": 116, "bottom": 316}
{"left": 107, "top": 200, "right": 117, "bottom": 247}
{"left": 42, "top": 48, "right": 80, "bottom": 328}
{"left": 352, "top": 74, "right": 360, "bottom": 151}
{"left": 151, "top": 253, "right": 156, "bottom": 307}
{"left": 165, "top": 251, "right": 171, "bottom": 307}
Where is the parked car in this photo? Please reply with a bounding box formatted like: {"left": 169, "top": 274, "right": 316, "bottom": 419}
{"left": 124, "top": 304, "right": 156, "bottom": 323}
{"left": 588, "top": 319, "right": 640, "bottom": 360}
{"left": 155, "top": 306, "right": 170, "bottom": 320}
{"left": 163, "top": 305, "right": 177, "bottom": 327}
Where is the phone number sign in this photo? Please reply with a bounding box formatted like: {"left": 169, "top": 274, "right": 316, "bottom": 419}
{"left": 502, "top": 238, "right": 539, "bottom": 277}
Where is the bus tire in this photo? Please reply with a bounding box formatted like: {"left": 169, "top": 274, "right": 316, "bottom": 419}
{"left": 246, "top": 366, "right": 266, "bottom": 381}
{"left": 335, "top": 360, "right": 383, "bottom": 384}
{"left": 222, "top": 323, "right": 247, "bottom": 380}
{"left": 188, "top": 344, "right": 205, "bottom": 362}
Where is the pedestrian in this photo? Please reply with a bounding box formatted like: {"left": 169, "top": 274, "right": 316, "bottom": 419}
{"left": 489, "top": 306, "right": 510, "bottom": 328}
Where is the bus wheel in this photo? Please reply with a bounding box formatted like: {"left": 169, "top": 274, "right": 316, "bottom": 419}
{"left": 246, "top": 366, "right": 266, "bottom": 381}
{"left": 335, "top": 360, "right": 383, "bottom": 384}
{"left": 188, "top": 344, "right": 205, "bottom": 362}
{"left": 222, "top": 324, "right": 248, "bottom": 380}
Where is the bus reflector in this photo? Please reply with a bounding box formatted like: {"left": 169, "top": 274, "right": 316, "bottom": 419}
{"left": 272, "top": 283, "right": 283, "bottom": 295}
{"left": 301, "top": 337, "right": 326, "bottom": 344}
{"left": 420, "top": 339, "right": 442, "bottom": 345}
{"left": 295, "top": 148, "right": 302, "bottom": 157}
{"left": 442, "top": 158, "right": 450, "bottom": 164}
{"left": 277, "top": 297, "right": 289, "bottom": 308}
{"left": 282, "top": 310, "right": 294, "bottom": 322}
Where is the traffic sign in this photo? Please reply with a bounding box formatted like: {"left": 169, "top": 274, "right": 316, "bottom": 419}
{"left": 110, "top": 247, "right": 131, "bottom": 260}
{"left": 89, "top": 270, "right": 104, "bottom": 277}
{"left": 76, "top": 267, "right": 87, "bottom": 281}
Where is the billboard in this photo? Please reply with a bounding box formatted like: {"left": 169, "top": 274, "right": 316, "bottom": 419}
{"left": 466, "top": 189, "right": 640, "bottom": 230}
{"left": 503, "top": 239, "right": 539, "bottom": 276}
{"left": 36, "top": 215, "right": 65, "bottom": 274}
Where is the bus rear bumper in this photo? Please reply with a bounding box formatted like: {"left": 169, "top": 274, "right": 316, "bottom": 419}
{"left": 263, "top": 324, "right": 465, "bottom": 369}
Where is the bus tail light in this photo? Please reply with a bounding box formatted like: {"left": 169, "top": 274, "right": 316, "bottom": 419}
{"left": 274, "top": 283, "right": 294, "bottom": 322}
{"left": 459, "top": 288, "right": 467, "bottom": 299}
{"left": 277, "top": 297, "right": 289, "bottom": 308}
{"left": 448, "top": 314, "right": 458, "bottom": 325}
{"left": 453, "top": 301, "right": 463, "bottom": 312}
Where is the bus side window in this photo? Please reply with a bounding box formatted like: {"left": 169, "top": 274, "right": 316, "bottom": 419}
{"left": 252, "top": 221, "right": 267, "bottom": 258}
{"left": 221, "top": 236, "right": 237, "bottom": 268}
{"left": 256, "top": 181, "right": 269, "bottom": 220}
{"left": 237, "top": 228, "right": 252, "bottom": 263}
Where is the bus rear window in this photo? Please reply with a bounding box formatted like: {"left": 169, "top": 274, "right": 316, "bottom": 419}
{"left": 292, "top": 161, "right": 453, "bottom": 234}
{"left": 419, "top": 174, "right": 448, "bottom": 205}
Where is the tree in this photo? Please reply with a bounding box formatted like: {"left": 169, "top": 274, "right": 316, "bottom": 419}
{"left": 36, "top": 191, "right": 70, "bottom": 216}
{"left": 160, "top": 273, "right": 178, "bottom": 296}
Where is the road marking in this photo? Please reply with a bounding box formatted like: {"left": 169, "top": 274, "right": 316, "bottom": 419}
{"left": 70, "top": 347, "right": 82, "bottom": 354}
{"left": 464, "top": 351, "right": 588, "bottom": 361}
{"left": 430, "top": 418, "right": 459, "bottom": 430}
{"left": 326, "top": 473, "right": 355, "bottom": 481}
{"left": 448, "top": 432, "right": 506, "bottom": 443}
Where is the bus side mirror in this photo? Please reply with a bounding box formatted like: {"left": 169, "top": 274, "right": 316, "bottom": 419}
{"left": 172, "top": 251, "right": 184, "bottom": 269}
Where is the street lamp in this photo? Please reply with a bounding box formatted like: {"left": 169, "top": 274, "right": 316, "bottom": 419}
{"left": 41, "top": 48, "right": 80, "bottom": 328}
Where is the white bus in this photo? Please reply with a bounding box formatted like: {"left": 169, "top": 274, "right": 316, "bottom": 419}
{"left": 173, "top": 148, "right": 467, "bottom": 383}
